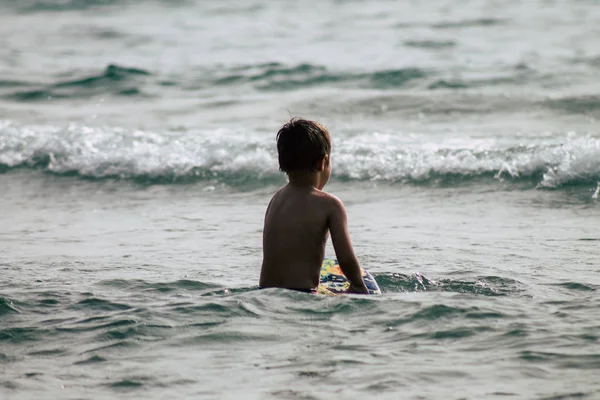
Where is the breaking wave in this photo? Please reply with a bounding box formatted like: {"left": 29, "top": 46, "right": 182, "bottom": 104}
{"left": 1, "top": 121, "right": 599, "bottom": 189}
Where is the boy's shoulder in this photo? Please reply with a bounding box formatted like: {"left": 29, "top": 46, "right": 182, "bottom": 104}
{"left": 314, "top": 190, "right": 344, "bottom": 209}
{"left": 271, "top": 186, "right": 344, "bottom": 211}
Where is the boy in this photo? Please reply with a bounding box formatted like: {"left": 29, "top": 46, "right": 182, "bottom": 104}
{"left": 259, "top": 118, "right": 369, "bottom": 294}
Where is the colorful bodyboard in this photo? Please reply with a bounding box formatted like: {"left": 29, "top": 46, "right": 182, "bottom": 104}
{"left": 318, "top": 258, "right": 381, "bottom": 295}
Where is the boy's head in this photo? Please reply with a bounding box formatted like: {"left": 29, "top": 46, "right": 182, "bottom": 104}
{"left": 276, "top": 118, "right": 331, "bottom": 173}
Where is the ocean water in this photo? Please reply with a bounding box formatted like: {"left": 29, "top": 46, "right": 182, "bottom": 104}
{"left": 1, "top": 0, "right": 599, "bottom": 399}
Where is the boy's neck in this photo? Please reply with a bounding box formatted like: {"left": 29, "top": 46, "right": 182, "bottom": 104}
{"left": 287, "top": 171, "right": 322, "bottom": 189}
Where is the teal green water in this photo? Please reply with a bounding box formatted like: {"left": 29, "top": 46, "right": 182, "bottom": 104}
{"left": 1, "top": 1, "right": 600, "bottom": 399}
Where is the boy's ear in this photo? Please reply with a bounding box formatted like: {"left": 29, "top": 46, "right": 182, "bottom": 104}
{"left": 318, "top": 155, "right": 328, "bottom": 171}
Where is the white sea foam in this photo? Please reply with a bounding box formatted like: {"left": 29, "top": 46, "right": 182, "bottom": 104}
{"left": 1, "top": 121, "right": 599, "bottom": 188}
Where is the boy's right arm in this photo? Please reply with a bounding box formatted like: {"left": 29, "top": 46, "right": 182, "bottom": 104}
{"left": 327, "top": 196, "right": 369, "bottom": 294}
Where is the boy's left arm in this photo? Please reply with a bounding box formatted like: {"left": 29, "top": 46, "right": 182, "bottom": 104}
{"left": 327, "top": 196, "right": 368, "bottom": 294}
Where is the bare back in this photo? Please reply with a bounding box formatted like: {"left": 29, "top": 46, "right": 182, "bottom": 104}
{"left": 259, "top": 185, "right": 332, "bottom": 290}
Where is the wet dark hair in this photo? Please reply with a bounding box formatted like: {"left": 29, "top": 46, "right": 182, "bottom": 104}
{"left": 276, "top": 118, "right": 331, "bottom": 173}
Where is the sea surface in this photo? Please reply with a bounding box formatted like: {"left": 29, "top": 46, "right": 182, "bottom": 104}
{"left": 1, "top": 1, "right": 600, "bottom": 399}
